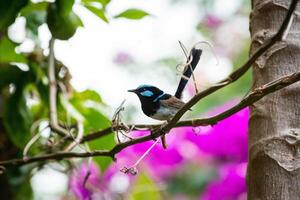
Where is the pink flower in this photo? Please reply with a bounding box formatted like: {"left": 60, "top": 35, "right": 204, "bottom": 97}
{"left": 200, "top": 163, "right": 247, "bottom": 200}
{"left": 69, "top": 162, "right": 101, "bottom": 200}
{"left": 69, "top": 162, "right": 133, "bottom": 199}
{"left": 113, "top": 51, "right": 133, "bottom": 65}
{"left": 117, "top": 130, "right": 184, "bottom": 179}
{"left": 202, "top": 14, "right": 222, "bottom": 29}
{"left": 185, "top": 107, "right": 249, "bottom": 162}
{"left": 69, "top": 102, "right": 249, "bottom": 199}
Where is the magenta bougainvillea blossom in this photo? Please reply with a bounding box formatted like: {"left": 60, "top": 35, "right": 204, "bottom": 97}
{"left": 185, "top": 107, "right": 249, "bottom": 162}
{"left": 69, "top": 162, "right": 101, "bottom": 200}
{"left": 113, "top": 51, "right": 134, "bottom": 65}
{"left": 202, "top": 14, "right": 222, "bottom": 29}
{"left": 69, "top": 162, "right": 133, "bottom": 200}
{"left": 200, "top": 163, "right": 247, "bottom": 200}
{"left": 116, "top": 129, "right": 185, "bottom": 179}
{"left": 69, "top": 104, "right": 249, "bottom": 199}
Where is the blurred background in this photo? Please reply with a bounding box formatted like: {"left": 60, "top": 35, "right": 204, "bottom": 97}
{"left": 0, "top": 0, "right": 251, "bottom": 199}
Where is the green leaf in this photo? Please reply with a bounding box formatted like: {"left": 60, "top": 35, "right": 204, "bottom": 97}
{"left": 0, "top": 0, "right": 29, "bottom": 31}
{"left": 69, "top": 90, "right": 109, "bottom": 132}
{"left": 114, "top": 9, "right": 150, "bottom": 20}
{"left": 20, "top": 2, "right": 48, "bottom": 16}
{"left": 29, "top": 61, "right": 49, "bottom": 104}
{"left": 1, "top": 64, "right": 39, "bottom": 148}
{"left": 25, "top": 11, "right": 46, "bottom": 38}
{"left": 16, "top": 179, "right": 33, "bottom": 200}
{"left": 82, "top": 0, "right": 111, "bottom": 7}
{"left": 97, "top": 0, "right": 111, "bottom": 6}
{"left": 131, "top": 172, "right": 162, "bottom": 200}
{"left": 6, "top": 167, "right": 34, "bottom": 200}
{"left": 47, "top": 3, "right": 83, "bottom": 40}
{"left": 85, "top": 5, "right": 108, "bottom": 23}
{"left": 3, "top": 80, "right": 33, "bottom": 148}
{"left": 20, "top": 2, "right": 48, "bottom": 38}
{"left": 0, "top": 65, "right": 24, "bottom": 90}
{"left": 0, "top": 36, "right": 27, "bottom": 63}
{"left": 73, "top": 89, "right": 103, "bottom": 102}
{"left": 90, "top": 134, "right": 114, "bottom": 170}
{"left": 56, "top": 0, "right": 75, "bottom": 16}
{"left": 67, "top": 90, "right": 114, "bottom": 170}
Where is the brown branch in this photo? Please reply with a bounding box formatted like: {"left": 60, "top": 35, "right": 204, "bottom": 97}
{"left": 80, "top": 124, "right": 159, "bottom": 143}
{"left": 109, "top": 71, "right": 300, "bottom": 154}
{"left": 0, "top": 150, "right": 111, "bottom": 167}
{"left": 0, "top": 0, "right": 297, "bottom": 168}
{"left": 1, "top": 71, "right": 299, "bottom": 167}
{"left": 48, "top": 38, "right": 69, "bottom": 136}
{"left": 80, "top": 0, "right": 298, "bottom": 143}
{"left": 162, "top": 0, "right": 298, "bottom": 133}
{"left": 48, "top": 38, "right": 58, "bottom": 128}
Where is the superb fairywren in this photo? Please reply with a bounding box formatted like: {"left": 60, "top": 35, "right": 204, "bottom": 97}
{"left": 129, "top": 46, "right": 202, "bottom": 148}
{"left": 128, "top": 85, "right": 185, "bottom": 121}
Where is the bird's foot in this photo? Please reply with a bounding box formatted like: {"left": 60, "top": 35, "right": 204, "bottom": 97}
{"left": 150, "top": 129, "right": 157, "bottom": 141}
{"left": 150, "top": 122, "right": 167, "bottom": 141}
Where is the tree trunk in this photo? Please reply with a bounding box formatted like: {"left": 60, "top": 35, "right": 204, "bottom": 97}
{"left": 248, "top": 0, "right": 300, "bottom": 199}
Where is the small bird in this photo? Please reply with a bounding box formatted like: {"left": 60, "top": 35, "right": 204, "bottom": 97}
{"left": 128, "top": 85, "right": 185, "bottom": 148}
{"left": 128, "top": 85, "right": 185, "bottom": 121}
{"left": 129, "top": 46, "right": 202, "bottom": 148}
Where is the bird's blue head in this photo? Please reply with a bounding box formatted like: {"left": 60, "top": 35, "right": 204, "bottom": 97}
{"left": 128, "top": 85, "right": 165, "bottom": 102}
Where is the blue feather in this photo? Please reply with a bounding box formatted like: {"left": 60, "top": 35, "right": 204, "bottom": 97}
{"left": 153, "top": 92, "right": 165, "bottom": 102}
{"left": 140, "top": 90, "right": 154, "bottom": 97}
{"left": 137, "top": 84, "right": 154, "bottom": 89}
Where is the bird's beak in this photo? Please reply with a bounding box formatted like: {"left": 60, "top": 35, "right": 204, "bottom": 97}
{"left": 128, "top": 89, "right": 136, "bottom": 93}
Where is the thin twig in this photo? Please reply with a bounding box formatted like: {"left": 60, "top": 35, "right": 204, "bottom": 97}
{"left": 0, "top": 150, "right": 111, "bottom": 167}
{"left": 23, "top": 134, "right": 41, "bottom": 158}
{"left": 48, "top": 38, "right": 69, "bottom": 137}
{"left": 112, "top": 100, "right": 127, "bottom": 143}
{"left": 64, "top": 123, "right": 84, "bottom": 152}
{"left": 193, "top": 41, "right": 219, "bottom": 66}
{"left": 120, "top": 140, "right": 159, "bottom": 175}
{"left": 48, "top": 38, "right": 57, "bottom": 126}
{"left": 178, "top": 40, "right": 189, "bottom": 59}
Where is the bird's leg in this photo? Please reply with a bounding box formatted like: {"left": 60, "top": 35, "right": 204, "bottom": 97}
{"left": 161, "top": 135, "right": 167, "bottom": 149}
{"left": 150, "top": 130, "right": 157, "bottom": 141}
{"left": 160, "top": 121, "right": 169, "bottom": 149}
{"left": 151, "top": 122, "right": 168, "bottom": 146}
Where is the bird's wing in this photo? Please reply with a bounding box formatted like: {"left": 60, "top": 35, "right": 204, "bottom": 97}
{"left": 160, "top": 96, "right": 185, "bottom": 110}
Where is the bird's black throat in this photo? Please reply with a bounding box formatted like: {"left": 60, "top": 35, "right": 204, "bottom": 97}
{"left": 137, "top": 92, "right": 171, "bottom": 117}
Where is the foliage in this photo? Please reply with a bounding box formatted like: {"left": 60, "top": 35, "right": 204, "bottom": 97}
{"left": 0, "top": 37, "right": 27, "bottom": 63}
{"left": 47, "top": 1, "right": 83, "bottom": 40}
{"left": 0, "top": 0, "right": 29, "bottom": 31}
{"left": 0, "top": 0, "right": 251, "bottom": 199}
{"left": 114, "top": 9, "right": 150, "bottom": 20}
{"left": 0, "top": 0, "right": 149, "bottom": 198}
{"left": 131, "top": 172, "right": 163, "bottom": 200}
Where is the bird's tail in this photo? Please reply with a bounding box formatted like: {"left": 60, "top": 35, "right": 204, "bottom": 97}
{"left": 174, "top": 47, "right": 202, "bottom": 99}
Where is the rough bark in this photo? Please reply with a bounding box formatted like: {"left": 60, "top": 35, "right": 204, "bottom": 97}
{"left": 248, "top": 0, "right": 300, "bottom": 199}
